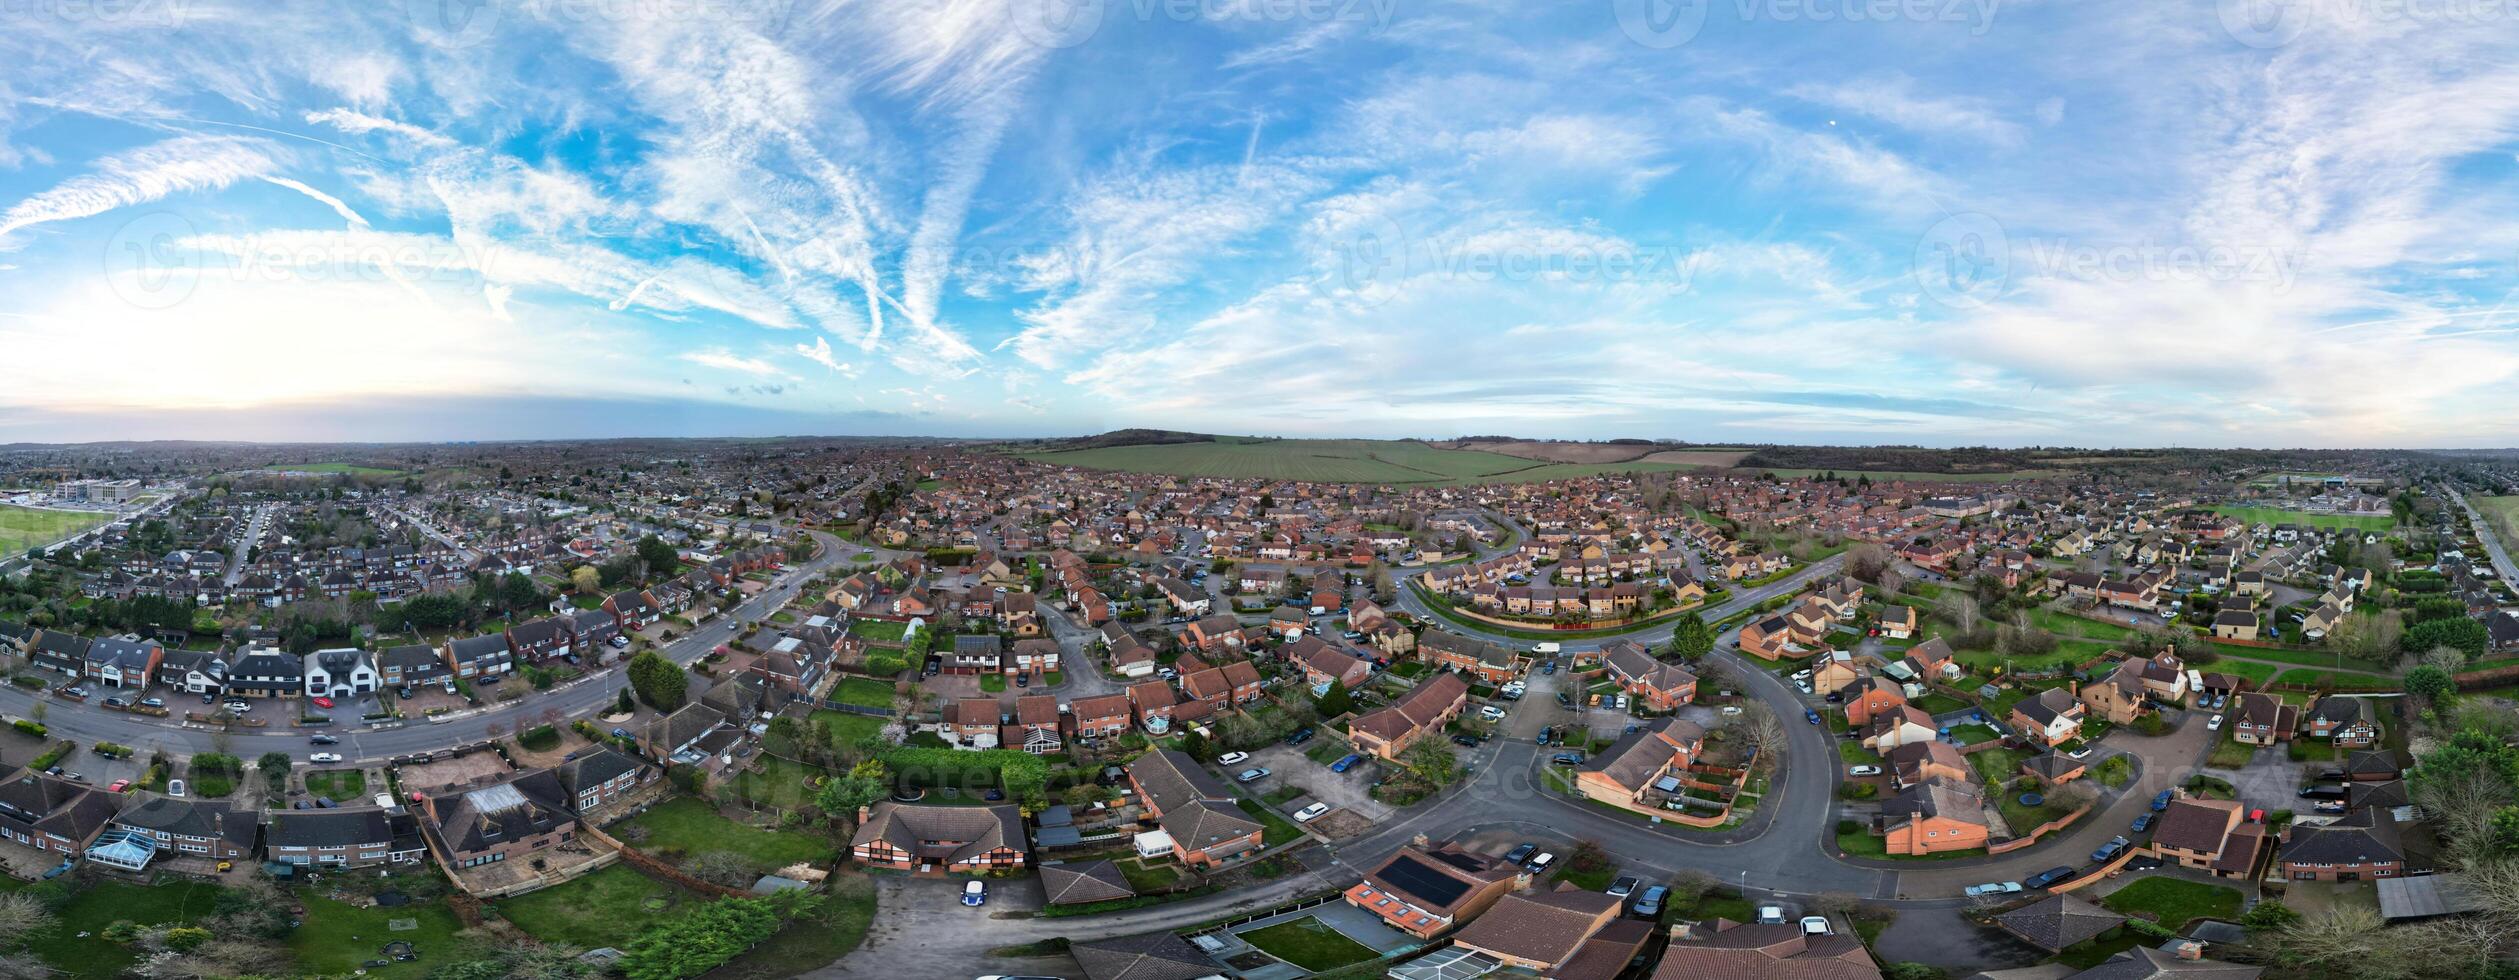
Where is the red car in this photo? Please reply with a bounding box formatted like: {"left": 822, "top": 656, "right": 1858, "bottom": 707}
{"left": 311, "top": 697, "right": 335, "bottom": 709}
{"left": 2249, "top": 808, "right": 2267, "bottom": 823}
{"left": 106, "top": 780, "right": 130, "bottom": 793}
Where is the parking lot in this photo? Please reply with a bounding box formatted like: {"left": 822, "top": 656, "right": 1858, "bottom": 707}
{"left": 1236, "top": 742, "right": 1394, "bottom": 822}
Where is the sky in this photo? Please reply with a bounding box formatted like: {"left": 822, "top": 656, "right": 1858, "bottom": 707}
{"left": 2, "top": 1, "right": 2518, "bottom": 447}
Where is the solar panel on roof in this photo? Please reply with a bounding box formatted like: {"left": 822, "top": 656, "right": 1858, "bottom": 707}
{"left": 1378, "top": 854, "right": 1471, "bottom": 908}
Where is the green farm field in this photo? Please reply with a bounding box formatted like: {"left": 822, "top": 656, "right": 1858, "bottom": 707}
{"left": 0, "top": 504, "right": 111, "bottom": 555}
{"left": 259, "top": 463, "right": 405, "bottom": 476}
{"left": 1755, "top": 468, "right": 2065, "bottom": 483}
{"left": 1016, "top": 438, "right": 1685, "bottom": 485}
{"left": 2208, "top": 505, "right": 2395, "bottom": 532}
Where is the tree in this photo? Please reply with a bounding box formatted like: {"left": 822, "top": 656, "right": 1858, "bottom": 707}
{"left": 571, "top": 565, "right": 601, "bottom": 595}
{"left": 636, "top": 534, "right": 681, "bottom": 581}
{"left": 1846, "top": 542, "right": 1890, "bottom": 583}
{"left": 1179, "top": 730, "right": 1217, "bottom": 763}
{"left": 1400, "top": 738, "right": 1458, "bottom": 787}
{"left": 813, "top": 759, "right": 891, "bottom": 822}
{"left": 2404, "top": 665, "right": 2455, "bottom": 705}
{"left": 627, "top": 651, "right": 689, "bottom": 712}
{"left": 1314, "top": 679, "right": 1352, "bottom": 719}
{"left": 2239, "top": 898, "right": 2303, "bottom": 933}
{"left": 0, "top": 893, "right": 55, "bottom": 948}
{"left": 1882, "top": 965, "right": 1947, "bottom": 980}
{"left": 685, "top": 851, "right": 765, "bottom": 888}
{"left": 255, "top": 752, "right": 291, "bottom": 789}
{"left": 2403, "top": 616, "right": 2488, "bottom": 658}
{"left": 1666, "top": 612, "right": 1714, "bottom": 660}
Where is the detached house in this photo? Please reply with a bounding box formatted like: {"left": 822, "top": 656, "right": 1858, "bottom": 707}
{"left": 2280, "top": 808, "right": 2403, "bottom": 882}
{"left": 108, "top": 795, "right": 257, "bottom": 862}
{"left": 1343, "top": 845, "right": 1522, "bottom": 940}
{"left": 444, "top": 633, "right": 514, "bottom": 680}
{"left": 378, "top": 645, "right": 452, "bottom": 688}
{"left": 264, "top": 806, "right": 427, "bottom": 869}
{"left": 302, "top": 648, "right": 381, "bottom": 700}
{"left": 2152, "top": 797, "right": 2272, "bottom": 880}
{"left": 1878, "top": 779, "right": 1989, "bottom": 855}
{"left": 2007, "top": 688, "right": 2086, "bottom": 746}
{"left": 84, "top": 636, "right": 163, "bottom": 689}
{"left": 225, "top": 646, "right": 304, "bottom": 699}
{"left": 602, "top": 589, "right": 663, "bottom": 631}
{"left": 850, "top": 802, "right": 1028, "bottom": 873}
{"left": 1572, "top": 718, "right": 1710, "bottom": 819}
{"left": 2305, "top": 696, "right": 2381, "bottom": 748}
{"left": 1125, "top": 750, "right": 1262, "bottom": 868}
{"left": 1347, "top": 673, "right": 1468, "bottom": 760}
{"left": 2231, "top": 692, "right": 2299, "bottom": 746}
{"left": 422, "top": 769, "right": 581, "bottom": 875}
{"left": 0, "top": 768, "right": 119, "bottom": 855}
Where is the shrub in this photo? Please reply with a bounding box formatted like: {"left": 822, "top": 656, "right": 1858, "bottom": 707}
{"left": 864, "top": 654, "right": 908, "bottom": 676}
{"left": 518, "top": 725, "right": 561, "bottom": 751}
{"left": 11, "top": 720, "right": 45, "bottom": 738}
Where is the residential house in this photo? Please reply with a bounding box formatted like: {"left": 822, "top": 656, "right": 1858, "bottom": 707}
{"left": 1652, "top": 920, "right": 1883, "bottom": 980}
{"left": 1993, "top": 894, "right": 2128, "bottom": 954}
{"left": 2211, "top": 609, "right": 2260, "bottom": 641}
{"left": 2230, "top": 693, "right": 2298, "bottom": 746}
{"left": 444, "top": 633, "right": 514, "bottom": 680}
{"left": 0, "top": 768, "right": 119, "bottom": 855}
{"left": 1448, "top": 885, "right": 1625, "bottom": 973}
{"left": 947, "top": 697, "right": 1003, "bottom": 749}
{"left": 1600, "top": 641, "right": 1697, "bottom": 711}
{"left": 603, "top": 589, "right": 664, "bottom": 631}
{"left": 156, "top": 648, "right": 226, "bottom": 695}
{"left": 1842, "top": 676, "right": 1908, "bottom": 727}
{"left": 1342, "top": 844, "right": 1522, "bottom": 939}
{"left": 850, "top": 802, "right": 1029, "bottom": 872}
{"left": 2079, "top": 661, "right": 2151, "bottom": 726}
{"left": 1070, "top": 694, "right": 1132, "bottom": 741}
{"left": 1860, "top": 705, "right": 1939, "bottom": 753}
{"left": 83, "top": 635, "right": 163, "bottom": 689}
{"left": 1572, "top": 718, "right": 1710, "bottom": 818}
{"left": 1418, "top": 631, "right": 1525, "bottom": 684}
{"left": 1877, "top": 604, "right": 1919, "bottom": 640}
{"left": 1290, "top": 637, "right": 1373, "bottom": 692}
{"left": 378, "top": 645, "right": 452, "bottom": 688}
{"left": 2305, "top": 697, "right": 2381, "bottom": 748}
{"left": 25, "top": 630, "right": 89, "bottom": 677}
{"left": 1347, "top": 673, "right": 1469, "bottom": 760}
{"left": 2280, "top": 808, "right": 2403, "bottom": 882}
{"left": 947, "top": 635, "right": 1003, "bottom": 674}
{"left": 1878, "top": 779, "right": 1989, "bottom": 855}
{"left": 2008, "top": 688, "right": 2087, "bottom": 747}
{"left": 1885, "top": 740, "right": 1972, "bottom": 789}
{"left": 421, "top": 769, "right": 583, "bottom": 875}
{"left": 2152, "top": 797, "right": 2271, "bottom": 880}
{"left": 504, "top": 617, "right": 573, "bottom": 664}
{"left": 108, "top": 795, "right": 257, "bottom": 861}
{"left": 1128, "top": 680, "right": 1178, "bottom": 735}
{"left": 1125, "top": 750, "right": 1262, "bottom": 868}
{"left": 224, "top": 646, "right": 304, "bottom": 699}
{"left": 550, "top": 747, "right": 655, "bottom": 818}
{"left": 302, "top": 648, "right": 380, "bottom": 700}
{"left": 264, "top": 806, "right": 427, "bottom": 869}
{"left": 1004, "top": 695, "right": 1063, "bottom": 754}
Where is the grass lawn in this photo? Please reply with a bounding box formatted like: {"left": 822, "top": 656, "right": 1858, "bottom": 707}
{"left": 730, "top": 755, "right": 832, "bottom": 811}
{"left": 711, "top": 872, "right": 877, "bottom": 979}
{"left": 494, "top": 864, "right": 697, "bottom": 949}
{"left": 2207, "top": 731, "right": 2258, "bottom": 769}
{"left": 1552, "top": 863, "right": 1617, "bottom": 890}
{"left": 1950, "top": 723, "right": 2004, "bottom": 746}
{"left": 1116, "top": 857, "right": 1183, "bottom": 892}
{"left": 2092, "top": 755, "right": 2134, "bottom": 788}
{"left": 1839, "top": 740, "right": 1883, "bottom": 765}
{"left": 846, "top": 619, "right": 908, "bottom": 643}
{"left": 0, "top": 504, "right": 111, "bottom": 555}
{"left": 2055, "top": 930, "right": 2142, "bottom": 970}
{"left": 618, "top": 796, "right": 839, "bottom": 867}
{"left": 304, "top": 768, "right": 366, "bottom": 800}
{"left": 1240, "top": 915, "right": 1381, "bottom": 970}
{"left": 2100, "top": 877, "right": 2243, "bottom": 930}
{"left": 1996, "top": 788, "right": 2080, "bottom": 836}
{"left": 812, "top": 710, "right": 888, "bottom": 746}
{"left": 1236, "top": 798, "right": 1305, "bottom": 847}
{"left": 1970, "top": 745, "right": 2032, "bottom": 783}
{"left": 17, "top": 879, "right": 224, "bottom": 977}
{"left": 288, "top": 891, "right": 467, "bottom": 980}
{"left": 980, "top": 674, "right": 1007, "bottom": 693}
{"left": 831, "top": 677, "right": 897, "bottom": 710}
{"left": 2209, "top": 505, "right": 2395, "bottom": 533}
{"left": 1912, "top": 692, "right": 1972, "bottom": 715}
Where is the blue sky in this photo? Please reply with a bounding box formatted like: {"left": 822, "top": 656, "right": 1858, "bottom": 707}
{"left": 3, "top": 0, "right": 2517, "bottom": 446}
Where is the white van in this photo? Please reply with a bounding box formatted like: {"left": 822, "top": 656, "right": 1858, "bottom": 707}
{"left": 1533, "top": 641, "right": 1561, "bottom": 655}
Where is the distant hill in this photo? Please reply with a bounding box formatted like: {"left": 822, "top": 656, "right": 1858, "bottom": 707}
{"left": 1028, "top": 429, "right": 1218, "bottom": 451}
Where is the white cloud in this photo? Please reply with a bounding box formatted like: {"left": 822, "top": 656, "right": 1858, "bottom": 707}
{"left": 679, "top": 349, "right": 795, "bottom": 380}
{"left": 0, "top": 135, "right": 280, "bottom": 245}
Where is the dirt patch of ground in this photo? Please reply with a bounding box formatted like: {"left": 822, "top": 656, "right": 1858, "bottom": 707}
{"left": 1308, "top": 810, "right": 1376, "bottom": 839}
{"left": 1638, "top": 449, "right": 1752, "bottom": 467}
{"left": 395, "top": 751, "right": 517, "bottom": 797}
{"left": 1423, "top": 440, "right": 1655, "bottom": 464}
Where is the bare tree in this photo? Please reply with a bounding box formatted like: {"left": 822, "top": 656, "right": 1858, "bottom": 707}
{"left": 0, "top": 895, "right": 53, "bottom": 949}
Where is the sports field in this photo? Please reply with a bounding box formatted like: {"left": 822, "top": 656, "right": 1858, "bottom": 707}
{"left": 260, "top": 463, "right": 403, "bottom": 476}
{"left": 2473, "top": 496, "right": 2519, "bottom": 545}
{"left": 0, "top": 505, "right": 111, "bottom": 555}
{"left": 1016, "top": 438, "right": 1685, "bottom": 484}
{"left": 2209, "top": 505, "right": 2395, "bottom": 532}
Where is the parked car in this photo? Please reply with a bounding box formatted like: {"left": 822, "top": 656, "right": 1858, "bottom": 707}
{"left": 1479, "top": 705, "right": 1507, "bottom": 721}
{"left": 1800, "top": 916, "right": 1833, "bottom": 936}
{"left": 962, "top": 880, "right": 987, "bottom": 907}
{"left": 2314, "top": 800, "right": 2348, "bottom": 813}
{"left": 1217, "top": 752, "right": 1250, "bottom": 766}
{"left": 309, "top": 735, "right": 339, "bottom": 745}
{"left": 1285, "top": 727, "right": 1316, "bottom": 746}
{"left": 2298, "top": 785, "right": 2347, "bottom": 800}
{"left": 2207, "top": 714, "right": 2224, "bottom": 731}
{"left": 1541, "top": 662, "right": 1557, "bottom": 675}
{"left": 167, "top": 779, "right": 186, "bottom": 797}
{"left": 1756, "top": 906, "right": 1787, "bottom": 925}
{"left": 1551, "top": 752, "right": 1585, "bottom": 766}
{"left": 1607, "top": 876, "right": 1640, "bottom": 898}
{"left": 1293, "top": 802, "right": 1331, "bottom": 823}
{"left": 1235, "top": 767, "right": 1271, "bottom": 783}
{"left": 138, "top": 697, "right": 163, "bottom": 708}
{"left": 1847, "top": 765, "right": 1882, "bottom": 777}
{"left": 2152, "top": 790, "right": 2174, "bottom": 811}
{"left": 2024, "top": 866, "right": 2078, "bottom": 890}
{"left": 2091, "top": 836, "right": 2133, "bottom": 863}
{"left": 1804, "top": 709, "right": 1822, "bottom": 725}
{"left": 1504, "top": 843, "right": 1538, "bottom": 865}
{"left": 311, "top": 696, "right": 335, "bottom": 709}
{"left": 1452, "top": 735, "right": 1481, "bottom": 747}
{"left": 2132, "top": 813, "right": 2154, "bottom": 833}
{"left": 1524, "top": 852, "right": 1555, "bottom": 873}
{"left": 1331, "top": 754, "right": 1364, "bottom": 773}
{"left": 106, "top": 780, "right": 130, "bottom": 793}
{"left": 102, "top": 697, "right": 127, "bottom": 708}
{"left": 309, "top": 752, "right": 343, "bottom": 764}
{"left": 1964, "top": 881, "right": 2023, "bottom": 897}
{"left": 1633, "top": 884, "right": 1668, "bottom": 918}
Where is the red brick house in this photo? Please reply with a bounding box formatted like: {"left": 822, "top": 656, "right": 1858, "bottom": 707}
{"left": 1348, "top": 673, "right": 1468, "bottom": 760}
{"left": 850, "top": 802, "right": 1028, "bottom": 873}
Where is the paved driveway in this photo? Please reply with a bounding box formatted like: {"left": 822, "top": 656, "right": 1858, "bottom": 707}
{"left": 814, "top": 876, "right": 1078, "bottom": 980}
{"left": 2201, "top": 744, "right": 2310, "bottom": 814}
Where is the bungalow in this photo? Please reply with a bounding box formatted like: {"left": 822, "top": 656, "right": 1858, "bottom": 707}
{"left": 1448, "top": 885, "right": 1625, "bottom": 974}
{"left": 1878, "top": 779, "right": 1989, "bottom": 855}
{"left": 1348, "top": 673, "right": 1469, "bottom": 760}
{"left": 1601, "top": 641, "right": 1697, "bottom": 711}
{"left": 1572, "top": 718, "right": 1709, "bottom": 818}
{"left": 2280, "top": 808, "right": 2403, "bottom": 882}
{"left": 1343, "top": 844, "right": 1522, "bottom": 939}
{"left": 1125, "top": 750, "right": 1262, "bottom": 868}
{"left": 0, "top": 768, "right": 119, "bottom": 856}
{"left": 850, "top": 802, "right": 1028, "bottom": 872}
{"left": 2007, "top": 688, "right": 2086, "bottom": 747}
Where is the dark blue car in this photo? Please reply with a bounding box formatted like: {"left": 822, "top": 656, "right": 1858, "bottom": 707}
{"left": 1331, "top": 753, "right": 1364, "bottom": 773}
{"left": 2132, "top": 813, "right": 2153, "bottom": 833}
{"left": 1805, "top": 709, "right": 1822, "bottom": 725}
{"left": 2151, "top": 790, "right": 2173, "bottom": 812}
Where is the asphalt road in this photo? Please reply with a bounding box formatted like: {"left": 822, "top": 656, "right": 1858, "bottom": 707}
{"left": 2450, "top": 486, "right": 2519, "bottom": 584}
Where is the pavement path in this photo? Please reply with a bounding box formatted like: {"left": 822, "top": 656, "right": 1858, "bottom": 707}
{"left": 2450, "top": 485, "right": 2519, "bottom": 585}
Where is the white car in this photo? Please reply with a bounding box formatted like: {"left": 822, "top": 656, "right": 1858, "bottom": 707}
{"left": 1965, "top": 881, "right": 2023, "bottom": 897}
{"left": 1217, "top": 752, "right": 1250, "bottom": 766}
{"left": 1756, "top": 906, "right": 1787, "bottom": 925}
{"left": 1800, "top": 916, "right": 1833, "bottom": 936}
{"left": 2207, "top": 714, "right": 2225, "bottom": 731}
{"left": 1479, "top": 705, "right": 1506, "bottom": 721}
{"left": 166, "top": 779, "right": 187, "bottom": 798}
{"left": 308, "top": 752, "right": 343, "bottom": 764}
{"left": 1720, "top": 706, "right": 1743, "bottom": 716}
{"left": 1847, "top": 765, "right": 1882, "bottom": 777}
{"left": 1292, "top": 802, "right": 1331, "bottom": 822}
